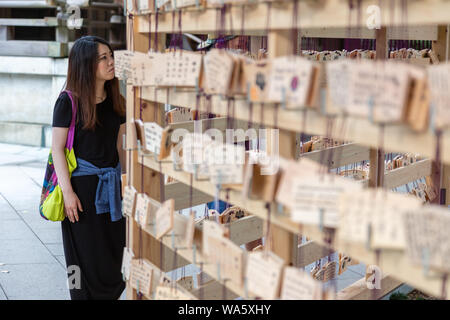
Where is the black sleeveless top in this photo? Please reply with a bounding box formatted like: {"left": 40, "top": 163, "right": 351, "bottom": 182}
{"left": 52, "top": 91, "right": 126, "bottom": 169}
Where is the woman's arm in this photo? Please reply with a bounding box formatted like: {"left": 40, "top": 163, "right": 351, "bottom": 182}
{"left": 52, "top": 127, "right": 83, "bottom": 223}
{"left": 117, "top": 123, "right": 126, "bottom": 173}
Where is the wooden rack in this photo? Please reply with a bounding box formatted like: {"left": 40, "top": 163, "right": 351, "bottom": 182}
{"left": 123, "top": 0, "right": 450, "bottom": 300}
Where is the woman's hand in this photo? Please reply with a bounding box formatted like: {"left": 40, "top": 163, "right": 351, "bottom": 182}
{"left": 63, "top": 190, "right": 83, "bottom": 223}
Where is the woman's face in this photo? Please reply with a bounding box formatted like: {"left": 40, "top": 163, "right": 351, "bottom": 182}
{"left": 96, "top": 43, "right": 115, "bottom": 82}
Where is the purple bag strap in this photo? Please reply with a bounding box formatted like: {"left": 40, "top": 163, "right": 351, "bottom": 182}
{"left": 63, "top": 90, "right": 77, "bottom": 151}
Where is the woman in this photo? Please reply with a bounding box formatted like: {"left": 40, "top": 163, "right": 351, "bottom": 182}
{"left": 52, "top": 36, "right": 126, "bottom": 300}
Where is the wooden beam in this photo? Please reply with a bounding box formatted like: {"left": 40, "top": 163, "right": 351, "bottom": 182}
{"left": 300, "top": 26, "right": 438, "bottom": 40}
{"left": 300, "top": 144, "right": 370, "bottom": 169}
{"left": 227, "top": 215, "right": 263, "bottom": 247}
{"left": 338, "top": 275, "right": 403, "bottom": 300}
{"left": 0, "top": 41, "right": 67, "bottom": 57}
{"left": 165, "top": 181, "right": 213, "bottom": 210}
{"left": 296, "top": 241, "right": 330, "bottom": 268}
{"left": 383, "top": 159, "right": 432, "bottom": 189}
{"left": 141, "top": 87, "right": 450, "bottom": 166}
{"left": 137, "top": 1, "right": 450, "bottom": 34}
{"left": 192, "top": 280, "right": 239, "bottom": 300}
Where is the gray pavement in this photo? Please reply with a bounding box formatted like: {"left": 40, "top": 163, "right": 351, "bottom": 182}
{"left": 0, "top": 142, "right": 125, "bottom": 300}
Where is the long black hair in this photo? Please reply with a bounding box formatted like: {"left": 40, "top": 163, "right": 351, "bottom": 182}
{"left": 65, "top": 36, "right": 125, "bottom": 130}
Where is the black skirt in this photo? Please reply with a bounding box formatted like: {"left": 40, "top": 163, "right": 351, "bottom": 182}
{"left": 61, "top": 175, "right": 126, "bottom": 300}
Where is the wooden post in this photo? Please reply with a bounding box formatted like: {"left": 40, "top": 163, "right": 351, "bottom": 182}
{"left": 266, "top": 30, "right": 299, "bottom": 265}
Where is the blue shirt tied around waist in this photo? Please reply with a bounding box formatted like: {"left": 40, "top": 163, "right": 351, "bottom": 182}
{"left": 72, "top": 158, "right": 122, "bottom": 222}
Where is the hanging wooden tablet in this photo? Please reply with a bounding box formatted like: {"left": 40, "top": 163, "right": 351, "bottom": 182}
{"left": 326, "top": 59, "right": 351, "bottom": 113}
{"left": 161, "top": 51, "right": 202, "bottom": 87}
{"left": 403, "top": 205, "right": 450, "bottom": 273}
{"left": 202, "top": 220, "right": 227, "bottom": 257}
{"left": 427, "top": 63, "right": 450, "bottom": 129}
{"left": 207, "top": 235, "right": 245, "bottom": 286}
{"left": 405, "top": 66, "right": 430, "bottom": 132}
{"left": 134, "top": 193, "right": 151, "bottom": 226}
{"left": 246, "top": 251, "right": 285, "bottom": 300}
{"left": 267, "top": 55, "right": 319, "bottom": 108}
{"left": 143, "top": 122, "right": 163, "bottom": 155}
{"left": 280, "top": 266, "right": 323, "bottom": 300}
{"left": 242, "top": 59, "right": 272, "bottom": 102}
{"left": 228, "top": 53, "right": 247, "bottom": 95}
{"left": 122, "top": 185, "right": 138, "bottom": 218}
{"left": 143, "top": 197, "right": 161, "bottom": 227}
{"left": 167, "top": 108, "right": 193, "bottom": 123}
{"left": 121, "top": 247, "right": 135, "bottom": 281}
{"left": 276, "top": 159, "right": 361, "bottom": 228}
{"left": 130, "top": 52, "right": 164, "bottom": 86}
{"left": 155, "top": 285, "right": 196, "bottom": 300}
{"left": 135, "top": 119, "right": 146, "bottom": 148}
{"left": 201, "top": 49, "right": 235, "bottom": 95}
{"left": 219, "top": 206, "right": 250, "bottom": 224}
{"left": 155, "top": 199, "right": 175, "bottom": 239}
{"left": 158, "top": 126, "right": 173, "bottom": 160}
{"left": 347, "top": 60, "right": 412, "bottom": 122}
{"left": 338, "top": 189, "right": 373, "bottom": 244}
{"left": 242, "top": 151, "right": 281, "bottom": 202}
{"left": 182, "top": 132, "right": 212, "bottom": 176}
{"left": 113, "top": 50, "right": 134, "bottom": 81}
{"left": 204, "top": 142, "right": 246, "bottom": 185}
{"left": 130, "top": 259, "right": 153, "bottom": 298}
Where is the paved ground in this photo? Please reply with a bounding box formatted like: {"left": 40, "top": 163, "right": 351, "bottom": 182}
{"left": 0, "top": 142, "right": 403, "bottom": 300}
{"left": 0, "top": 143, "right": 127, "bottom": 300}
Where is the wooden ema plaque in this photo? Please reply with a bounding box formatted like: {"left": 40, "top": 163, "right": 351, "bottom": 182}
{"left": 338, "top": 189, "right": 421, "bottom": 250}
{"left": 203, "top": 142, "right": 246, "bottom": 185}
{"left": 130, "top": 52, "right": 164, "bottom": 86}
{"left": 207, "top": 235, "right": 244, "bottom": 286}
{"left": 182, "top": 132, "right": 212, "bottom": 175}
{"left": 143, "top": 122, "right": 163, "bottom": 155}
{"left": 348, "top": 60, "right": 412, "bottom": 123}
{"left": 326, "top": 59, "right": 351, "bottom": 112}
{"left": 130, "top": 259, "right": 153, "bottom": 297}
{"left": 403, "top": 205, "right": 450, "bottom": 273}
{"left": 113, "top": 50, "right": 134, "bottom": 80}
{"left": 122, "top": 185, "right": 137, "bottom": 218}
{"left": 202, "top": 219, "right": 227, "bottom": 256}
{"left": 246, "top": 251, "right": 284, "bottom": 300}
{"left": 155, "top": 199, "right": 174, "bottom": 239}
{"left": 427, "top": 63, "right": 450, "bottom": 129}
{"left": 276, "top": 159, "right": 361, "bottom": 228}
{"left": 242, "top": 151, "right": 281, "bottom": 202}
{"left": 267, "top": 55, "right": 318, "bottom": 108}
{"left": 201, "top": 49, "right": 235, "bottom": 95}
{"left": 134, "top": 193, "right": 151, "bottom": 226}
{"left": 161, "top": 50, "right": 202, "bottom": 87}
{"left": 280, "top": 266, "right": 323, "bottom": 300}
{"left": 242, "top": 59, "right": 272, "bottom": 102}
{"left": 121, "top": 247, "right": 134, "bottom": 281}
